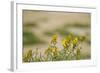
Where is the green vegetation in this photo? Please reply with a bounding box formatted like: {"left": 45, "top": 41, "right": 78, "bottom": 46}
{"left": 56, "top": 29, "right": 70, "bottom": 36}
{"left": 24, "top": 22, "right": 38, "bottom": 28}
{"left": 23, "top": 31, "right": 44, "bottom": 45}
{"left": 63, "top": 23, "right": 90, "bottom": 28}
{"left": 44, "top": 31, "right": 54, "bottom": 36}
{"left": 23, "top": 34, "right": 89, "bottom": 62}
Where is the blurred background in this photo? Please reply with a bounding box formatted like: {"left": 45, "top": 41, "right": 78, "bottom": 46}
{"left": 23, "top": 10, "right": 91, "bottom": 59}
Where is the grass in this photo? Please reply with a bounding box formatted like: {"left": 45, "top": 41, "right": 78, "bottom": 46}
{"left": 24, "top": 22, "right": 38, "bottom": 28}
{"left": 44, "top": 31, "right": 54, "bottom": 36}
{"left": 55, "top": 29, "right": 70, "bottom": 36}
{"left": 44, "top": 28, "right": 70, "bottom": 37}
{"left": 23, "top": 31, "right": 45, "bottom": 45}
{"left": 63, "top": 23, "right": 90, "bottom": 28}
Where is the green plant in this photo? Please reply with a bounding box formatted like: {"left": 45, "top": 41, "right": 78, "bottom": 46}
{"left": 23, "top": 34, "right": 85, "bottom": 62}
{"left": 23, "top": 31, "right": 45, "bottom": 45}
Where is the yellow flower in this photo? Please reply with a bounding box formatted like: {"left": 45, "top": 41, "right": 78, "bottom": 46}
{"left": 62, "top": 34, "right": 73, "bottom": 49}
{"left": 51, "top": 47, "right": 59, "bottom": 53}
{"left": 66, "top": 34, "right": 72, "bottom": 42}
{"left": 73, "top": 37, "right": 78, "bottom": 47}
{"left": 62, "top": 39, "right": 68, "bottom": 48}
{"left": 51, "top": 34, "right": 58, "bottom": 45}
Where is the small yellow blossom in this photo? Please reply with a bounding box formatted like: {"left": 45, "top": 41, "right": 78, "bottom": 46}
{"left": 62, "top": 39, "right": 68, "bottom": 48}
{"left": 51, "top": 34, "right": 58, "bottom": 45}
{"left": 66, "top": 34, "right": 72, "bottom": 42}
{"left": 51, "top": 47, "right": 59, "bottom": 53}
{"left": 73, "top": 37, "right": 78, "bottom": 47}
